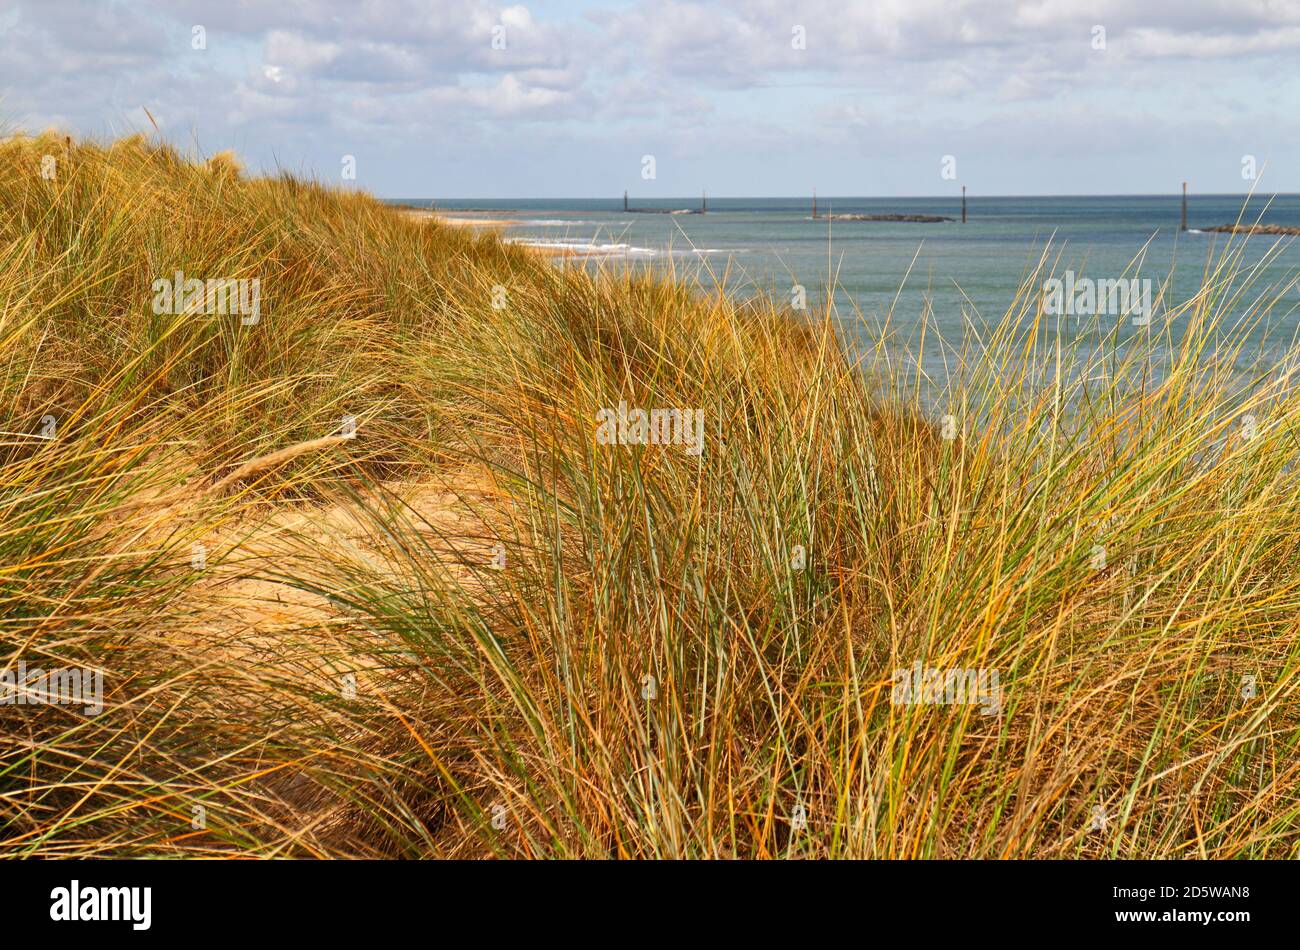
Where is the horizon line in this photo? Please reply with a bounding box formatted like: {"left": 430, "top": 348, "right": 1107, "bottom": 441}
{"left": 384, "top": 191, "right": 1300, "bottom": 202}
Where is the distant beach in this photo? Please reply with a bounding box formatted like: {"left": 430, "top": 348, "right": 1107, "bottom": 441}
{"left": 397, "top": 208, "right": 520, "bottom": 228}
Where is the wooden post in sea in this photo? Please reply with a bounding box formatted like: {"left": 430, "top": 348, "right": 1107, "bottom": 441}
{"left": 962, "top": 185, "right": 967, "bottom": 223}
{"left": 623, "top": 190, "right": 628, "bottom": 212}
{"left": 812, "top": 189, "right": 817, "bottom": 219}
{"left": 1181, "top": 181, "right": 1187, "bottom": 231}
{"left": 702, "top": 190, "right": 707, "bottom": 213}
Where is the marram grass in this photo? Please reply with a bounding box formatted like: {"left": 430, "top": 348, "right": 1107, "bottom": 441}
{"left": 1, "top": 132, "right": 1298, "bottom": 858}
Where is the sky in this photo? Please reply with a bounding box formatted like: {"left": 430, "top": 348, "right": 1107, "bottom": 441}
{"left": 2, "top": 0, "right": 1298, "bottom": 198}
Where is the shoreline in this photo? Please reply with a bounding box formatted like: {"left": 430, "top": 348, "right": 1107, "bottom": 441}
{"left": 397, "top": 208, "right": 521, "bottom": 228}
{"left": 397, "top": 208, "right": 642, "bottom": 258}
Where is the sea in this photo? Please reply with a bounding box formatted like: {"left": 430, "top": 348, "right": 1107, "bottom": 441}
{"left": 390, "top": 195, "right": 1300, "bottom": 385}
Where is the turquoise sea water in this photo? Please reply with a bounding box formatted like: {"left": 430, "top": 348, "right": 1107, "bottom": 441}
{"left": 392, "top": 195, "right": 1300, "bottom": 379}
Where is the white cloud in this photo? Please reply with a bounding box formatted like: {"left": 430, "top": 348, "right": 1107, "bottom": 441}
{"left": 0, "top": 0, "right": 1297, "bottom": 195}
